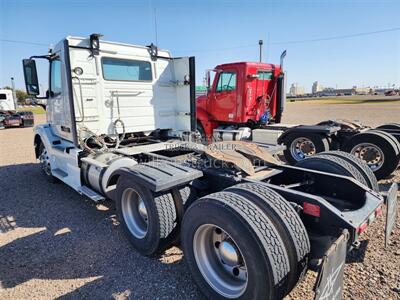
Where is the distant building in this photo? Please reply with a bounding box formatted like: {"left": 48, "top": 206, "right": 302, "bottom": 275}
{"left": 312, "top": 81, "right": 323, "bottom": 94}
{"left": 289, "top": 83, "right": 305, "bottom": 96}
{"left": 314, "top": 86, "right": 375, "bottom": 96}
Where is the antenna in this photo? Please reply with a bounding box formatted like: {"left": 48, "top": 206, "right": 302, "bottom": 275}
{"left": 154, "top": 8, "right": 158, "bottom": 46}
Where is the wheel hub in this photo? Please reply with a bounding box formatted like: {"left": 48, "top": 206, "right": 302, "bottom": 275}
{"left": 290, "top": 137, "right": 316, "bottom": 160}
{"left": 218, "top": 240, "right": 239, "bottom": 266}
{"left": 351, "top": 143, "right": 384, "bottom": 171}
{"left": 193, "top": 224, "right": 248, "bottom": 298}
{"left": 138, "top": 200, "right": 148, "bottom": 221}
{"left": 39, "top": 147, "right": 51, "bottom": 175}
{"left": 121, "top": 188, "right": 149, "bottom": 239}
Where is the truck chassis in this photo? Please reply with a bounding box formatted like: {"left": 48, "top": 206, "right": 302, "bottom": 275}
{"left": 265, "top": 119, "right": 400, "bottom": 180}
{"left": 23, "top": 35, "right": 398, "bottom": 300}
{"left": 34, "top": 128, "right": 397, "bottom": 299}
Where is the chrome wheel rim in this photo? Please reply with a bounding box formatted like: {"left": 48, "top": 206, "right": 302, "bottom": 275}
{"left": 193, "top": 224, "right": 248, "bottom": 298}
{"left": 290, "top": 137, "right": 316, "bottom": 161}
{"left": 351, "top": 143, "right": 384, "bottom": 171}
{"left": 39, "top": 146, "right": 52, "bottom": 176}
{"left": 121, "top": 188, "right": 148, "bottom": 239}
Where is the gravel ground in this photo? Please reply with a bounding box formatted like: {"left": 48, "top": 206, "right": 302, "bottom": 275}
{"left": 1, "top": 103, "right": 399, "bottom": 299}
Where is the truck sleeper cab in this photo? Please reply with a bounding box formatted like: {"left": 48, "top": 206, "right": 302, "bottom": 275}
{"left": 23, "top": 34, "right": 398, "bottom": 300}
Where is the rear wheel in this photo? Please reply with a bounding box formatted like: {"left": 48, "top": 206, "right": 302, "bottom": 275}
{"left": 316, "top": 151, "right": 379, "bottom": 192}
{"left": 225, "top": 183, "right": 310, "bottom": 295}
{"left": 343, "top": 130, "right": 400, "bottom": 180}
{"left": 376, "top": 123, "right": 400, "bottom": 143}
{"left": 282, "top": 133, "right": 330, "bottom": 165}
{"left": 182, "top": 191, "right": 290, "bottom": 299}
{"left": 296, "top": 154, "right": 369, "bottom": 187}
{"left": 116, "top": 177, "right": 177, "bottom": 256}
{"left": 372, "top": 129, "right": 400, "bottom": 154}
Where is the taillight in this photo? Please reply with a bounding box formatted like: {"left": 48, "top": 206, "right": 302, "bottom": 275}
{"left": 303, "top": 202, "right": 320, "bottom": 217}
{"left": 375, "top": 205, "right": 382, "bottom": 217}
{"left": 357, "top": 221, "right": 368, "bottom": 235}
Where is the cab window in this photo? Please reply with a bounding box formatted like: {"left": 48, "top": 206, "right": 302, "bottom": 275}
{"left": 102, "top": 57, "right": 152, "bottom": 81}
{"left": 257, "top": 70, "right": 273, "bottom": 80}
{"left": 216, "top": 72, "right": 236, "bottom": 92}
{"left": 50, "top": 59, "right": 62, "bottom": 97}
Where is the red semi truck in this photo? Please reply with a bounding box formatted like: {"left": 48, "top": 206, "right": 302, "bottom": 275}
{"left": 196, "top": 55, "right": 400, "bottom": 180}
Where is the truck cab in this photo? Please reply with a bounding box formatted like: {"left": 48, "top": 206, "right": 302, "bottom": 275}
{"left": 0, "top": 89, "right": 16, "bottom": 111}
{"left": 23, "top": 34, "right": 196, "bottom": 194}
{"left": 196, "top": 62, "right": 285, "bottom": 139}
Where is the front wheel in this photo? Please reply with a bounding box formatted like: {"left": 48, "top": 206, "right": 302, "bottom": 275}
{"left": 38, "top": 143, "right": 58, "bottom": 183}
{"left": 196, "top": 121, "right": 208, "bottom": 144}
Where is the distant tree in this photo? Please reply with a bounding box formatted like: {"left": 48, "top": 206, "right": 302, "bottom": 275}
{"left": 2, "top": 86, "right": 29, "bottom": 104}
{"left": 15, "top": 89, "right": 29, "bottom": 104}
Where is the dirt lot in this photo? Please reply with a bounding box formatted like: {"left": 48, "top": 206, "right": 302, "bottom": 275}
{"left": 1, "top": 102, "right": 399, "bottom": 299}
{"left": 282, "top": 99, "right": 400, "bottom": 127}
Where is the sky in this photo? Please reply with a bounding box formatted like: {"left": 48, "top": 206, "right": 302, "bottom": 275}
{"left": 0, "top": 0, "right": 399, "bottom": 93}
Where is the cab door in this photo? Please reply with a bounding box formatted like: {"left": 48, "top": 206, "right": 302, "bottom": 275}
{"left": 209, "top": 70, "right": 238, "bottom": 123}
{"left": 47, "top": 51, "right": 74, "bottom": 141}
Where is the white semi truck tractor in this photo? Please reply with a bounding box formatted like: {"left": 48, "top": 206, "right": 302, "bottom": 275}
{"left": 23, "top": 34, "right": 398, "bottom": 300}
{"left": 0, "top": 89, "right": 34, "bottom": 128}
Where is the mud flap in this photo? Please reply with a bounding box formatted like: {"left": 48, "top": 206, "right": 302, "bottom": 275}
{"left": 314, "top": 229, "right": 349, "bottom": 300}
{"left": 385, "top": 183, "right": 398, "bottom": 247}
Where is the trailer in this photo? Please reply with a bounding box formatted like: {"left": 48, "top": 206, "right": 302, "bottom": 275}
{"left": 196, "top": 57, "right": 400, "bottom": 180}
{"left": 23, "top": 34, "right": 398, "bottom": 300}
{"left": 0, "top": 89, "right": 34, "bottom": 128}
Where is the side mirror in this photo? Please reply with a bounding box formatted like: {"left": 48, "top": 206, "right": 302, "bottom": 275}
{"left": 205, "top": 69, "right": 218, "bottom": 94}
{"left": 205, "top": 70, "right": 211, "bottom": 91}
{"left": 22, "top": 59, "right": 40, "bottom": 96}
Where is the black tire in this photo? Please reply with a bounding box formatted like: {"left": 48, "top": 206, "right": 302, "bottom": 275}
{"left": 38, "top": 143, "right": 58, "bottom": 183}
{"left": 225, "top": 183, "right": 310, "bottom": 295}
{"left": 371, "top": 129, "right": 400, "bottom": 154}
{"left": 296, "top": 154, "right": 369, "bottom": 187}
{"left": 376, "top": 123, "right": 400, "bottom": 143}
{"left": 116, "top": 177, "right": 177, "bottom": 256}
{"left": 282, "top": 132, "right": 330, "bottom": 165}
{"left": 316, "top": 151, "right": 379, "bottom": 192}
{"left": 196, "top": 120, "right": 207, "bottom": 144}
{"left": 376, "top": 123, "right": 400, "bottom": 130}
{"left": 182, "top": 191, "right": 290, "bottom": 299}
{"left": 343, "top": 130, "right": 400, "bottom": 180}
{"left": 180, "top": 185, "right": 198, "bottom": 209}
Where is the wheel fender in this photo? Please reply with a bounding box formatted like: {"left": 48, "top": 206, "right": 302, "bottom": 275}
{"left": 277, "top": 126, "right": 331, "bottom": 144}
{"left": 33, "top": 125, "right": 58, "bottom": 158}
{"left": 196, "top": 108, "right": 218, "bottom": 138}
{"left": 107, "top": 161, "right": 203, "bottom": 193}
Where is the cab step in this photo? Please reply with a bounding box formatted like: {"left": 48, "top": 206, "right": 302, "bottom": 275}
{"left": 78, "top": 186, "right": 105, "bottom": 202}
